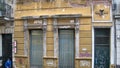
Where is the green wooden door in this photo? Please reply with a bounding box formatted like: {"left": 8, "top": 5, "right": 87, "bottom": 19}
{"left": 94, "top": 28, "right": 110, "bottom": 68}
{"left": 59, "top": 30, "right": 75, "bottom": 68}
{"left": 30, "top": 30, "right": 43, "bottom": 68}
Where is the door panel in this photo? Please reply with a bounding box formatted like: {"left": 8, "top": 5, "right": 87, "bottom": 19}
{"left": 59, "top": 30, "right": 75, "bottom": 68}
{"left": 2, "top": 34, "right": 12, "bottom": 68}
{"left": 94, "top": 28, "right": 110, "bottom": 68}
{"left": 30, "top": 30, "right": 43, "bottom": 68}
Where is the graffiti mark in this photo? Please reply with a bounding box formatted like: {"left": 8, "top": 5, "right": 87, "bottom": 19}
{"left": 47, "top": 60, "right": 54, "bottom": 66}
{"left": 79, "top": 52, "right": 91, "bottom": 57}
{"left": 95, "top": 47, "right": 110, "bottom": 68}
{"left": 80, "top": 60, "right": 90, "bottom": 67}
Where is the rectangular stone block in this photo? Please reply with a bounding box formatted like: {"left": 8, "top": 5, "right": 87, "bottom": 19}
{"left": 17, "top": 43, "right": 24, "bottom": 50}
{"left": 80, "top": 18, "right": 91, "bottom": 25}
{"left": 16, "top": 49, "right": 24, "bottom": 55}
{"left": 47, "top": 31, "right": 54, "bottom": 38}
{"left": 80, "top": 31, "right": 91, "bottom": 38}
{"left": 47, "top": 45, "right": 54, "bottom": 51}
{"left": 80, "top": 38, "right": 92, "bottom": 45}
{"left": 15, "top": 20, "right": 24, "bottom": 26}
{"left": 14, "top": 31, "right": 24, "bottom": 38}
{"left": 14, "top": 26, "right": 24, "bottom": 31}
{"left": 47, "top": 38, "right": 54, "bottom": 44}
{"left": 47, "top": 50, "right": 54, "bottom": 56}
{"left": 14, "top": 38, "right": 24, "bottom": 44}
{"left": 79, "top": 45, "right": 92, "bottom": 52}
{"left": 79, "top": 25, "right": 91, "bottom": 31}
{"left": 47, "top": 25, "right": 53, "bottom": 31}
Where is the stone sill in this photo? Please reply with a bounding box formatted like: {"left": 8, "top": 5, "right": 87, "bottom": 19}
{"left": 76, "top": 57, "right": 92, "bottom": 60}
{"left": 43, "top": 56, "right": 58, "bottom": 59}
{"left": 15, "top": 55, "right": 28, "bottom": 58}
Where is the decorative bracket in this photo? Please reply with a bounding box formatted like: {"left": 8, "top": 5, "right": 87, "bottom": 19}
{"left": 42, "top": 19, "right": 47, "bottom": 31}
{"left": 95, "top": 9, "right": 108, "bottom": 16}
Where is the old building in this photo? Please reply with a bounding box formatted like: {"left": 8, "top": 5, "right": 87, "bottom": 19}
{"left": 14, "top": 0, "right": 115, "bottom": 68}
{"left": 113, "top": 0, "right": 120, "bottom": 68}
{"left": 0, "top": 0, "right": 15, "bottom": 67}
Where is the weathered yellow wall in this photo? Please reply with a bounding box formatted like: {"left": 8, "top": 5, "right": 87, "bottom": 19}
{"left": 14, "top": 18, "right": 93, "bottom": 68}
{"left": 15, "top": 1, "right": 91, "bottom": 19}
{"left": 46, "top": 19, "right": 54, "bottom": 56}
{"left": 78, "top": 18, "right": 92, "bottom": 68}
{"left": 80, "top": 18, "right": 92, "bottom": 52}
{"left": 14, "top": 20, "right": 24, "bottom": 55}
{"left": 15, "top": 7, "right": 91, "bottom": 19}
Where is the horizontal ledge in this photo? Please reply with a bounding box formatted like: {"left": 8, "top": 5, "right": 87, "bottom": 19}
{"left": 76, "top": 57, "right": 92, "bottom": 60}
{"left": 92, "top": 21, "right": 112, "bottom": 23}
{"left": 51, "top": 14, "right": 82, "bottom": 18}
{"left": 43, "top": 57, "right": 92, "bottom": 59}
{"left": 56, "top": 23, "right": 75, "bottom": 25}
{"left": 22, "top": 15, "right": 49, "bottom": 19}
{"left": 15, "top": 55, "right": 28, "bottom": 58}
{"left": 114, "top": 16, "right": 120, "bottom": 18}
{"left": 43, "top": 56, "right": 58, "bottom": 59}
{"left": 15, "top": 15, "right": 92, "bottom": 20}
{"left": 22, "top": 14, "right": 81, "bottom": 19}
{"left": 14, "top": 56, "right": 92, "bottom": 60}
{"left": 27, "top": 24, "right": 43, "bottom": 28}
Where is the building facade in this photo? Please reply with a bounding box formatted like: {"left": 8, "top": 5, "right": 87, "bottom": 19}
{"left": 113, "top": 0, "right": 120, "bottom": 67}
{"left": 14, "top": 0, "right": 115, "bottom": 68}
{"left": 0, "top": 0, "right": 15, "bottom": 67}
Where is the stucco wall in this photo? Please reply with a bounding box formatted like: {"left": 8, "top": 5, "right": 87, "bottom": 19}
{"left": 14, "top": 1, "right": 114, "bottom": 68}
